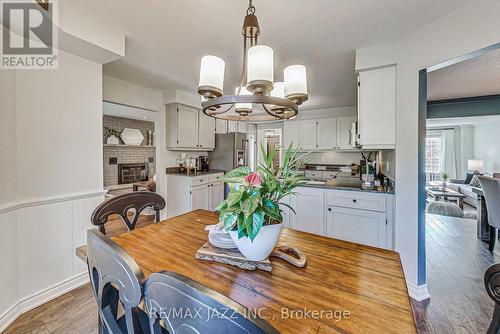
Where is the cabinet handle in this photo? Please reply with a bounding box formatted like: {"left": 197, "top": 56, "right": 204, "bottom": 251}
{"left": 352, "top": 199, "right": 357, "bottom": 203}
{"left": 328, "top": 208, "right": 332, "bottom": 212}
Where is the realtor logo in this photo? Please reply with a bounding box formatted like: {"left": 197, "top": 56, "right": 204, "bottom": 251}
{"left": 1, "top": 0, "right": 58, "bottom": 69}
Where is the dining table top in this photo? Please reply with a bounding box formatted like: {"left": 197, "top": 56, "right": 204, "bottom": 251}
{"left": 78, "top": 209, "right": 416, "bottom": 333}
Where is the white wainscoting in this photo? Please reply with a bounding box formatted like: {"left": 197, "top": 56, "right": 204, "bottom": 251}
{"left": 0, "top": 191, "right": 105, "bottom": 332}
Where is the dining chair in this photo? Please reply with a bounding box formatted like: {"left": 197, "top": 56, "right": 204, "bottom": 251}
{"left": 485, "top": 263, "right": 500, "bottom": 334}
{"left": 92, "top": 191, "right": 166, "bottom": 235}
{"left": 144, "top": 271, "right": 280, "bottom": 334}
{"left": 86, "top": 229, "right": 150, "bottom": 334}
{"left": 479, "top": 176, "right": 500, "bottom": 252}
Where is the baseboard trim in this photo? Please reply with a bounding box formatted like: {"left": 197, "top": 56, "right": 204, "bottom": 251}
{"left": 407, "top": 283, "right": 430, "bottom": 301}
{"left": 0, "top": 272, "right": 89, "bottom": 332}
{"left": 0, "top": 190, "right": 107, "bottom": 214}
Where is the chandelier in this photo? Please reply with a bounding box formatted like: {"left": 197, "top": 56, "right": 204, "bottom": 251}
{"left": 197, "top": 0, "right": 308, "bottom": 121}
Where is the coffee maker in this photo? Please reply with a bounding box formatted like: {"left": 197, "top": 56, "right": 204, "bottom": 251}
{"left": 196, "top": 156, "right": 209, "bottom": 171}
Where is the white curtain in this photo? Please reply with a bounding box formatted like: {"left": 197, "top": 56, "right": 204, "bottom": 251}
{"left": 440, "top": 129, "right": 457, "bottom": 179}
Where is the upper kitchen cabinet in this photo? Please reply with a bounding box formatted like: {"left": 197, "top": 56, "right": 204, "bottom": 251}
{"left": 166, "top": 103, "right": 215, "bottom": 150}
{"left": 283, "top": 120, "right": 300, "bottom": 149}
{"left": 198, "top": 111, "right": 216, "bottom": 148}
{"left": 357, "top": 66, "right": 396, "bottom": 150}
{"left": 283, "top": 116, "right": 357, "bottom": 151}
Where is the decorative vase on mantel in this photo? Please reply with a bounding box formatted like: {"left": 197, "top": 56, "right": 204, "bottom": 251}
{"left": 106, "top": 135, "right": 119, "bottom": 145}
{"left": 217, "top": 143, "right": 305, "bottom": 261}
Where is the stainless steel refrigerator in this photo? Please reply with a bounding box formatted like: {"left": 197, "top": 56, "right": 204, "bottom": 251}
{"left": 209, "top": 132, "right": 249, "bottom": 197}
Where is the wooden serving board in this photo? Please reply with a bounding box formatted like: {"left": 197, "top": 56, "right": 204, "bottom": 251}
{"left": 195, "top": 242, "right": 272, "bottom": 272}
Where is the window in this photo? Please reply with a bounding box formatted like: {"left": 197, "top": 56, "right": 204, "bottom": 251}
{"left": 425, "top": 136, "right": 442, "bottom": 175}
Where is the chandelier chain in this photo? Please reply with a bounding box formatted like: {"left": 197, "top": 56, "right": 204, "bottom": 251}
{"left": 247, "top": 0, "right": 255, "bottom": 15}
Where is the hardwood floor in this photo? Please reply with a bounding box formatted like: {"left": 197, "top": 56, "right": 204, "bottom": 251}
{"left": 412, "top": 214, "right": 498, "bottom": 333}
{"left": 5, "top": 213, "right": 498, "bottom": 333}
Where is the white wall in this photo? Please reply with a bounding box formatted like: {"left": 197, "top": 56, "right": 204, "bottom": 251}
{"left": 356, "top": 0, "right": 500, "bottom": 299}
{"left": 0, "top": 50, "right": 105, "bottom": 331}
{"left": 474, "top": 118, "right": 500, "bottom": 173}
{"left": 103, "top": 75, "right": 165, "bottom": 112}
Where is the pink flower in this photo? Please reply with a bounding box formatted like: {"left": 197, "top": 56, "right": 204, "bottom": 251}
{"left": 244, "top": 172, "right": 262, "bottom": 188}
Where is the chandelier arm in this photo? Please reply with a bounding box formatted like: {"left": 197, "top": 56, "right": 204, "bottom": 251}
{"left": 261, "top": 104, "right": 282, "bottom": 119}
{"left": 206, "top": 103, "right": 235, "bottom": 115}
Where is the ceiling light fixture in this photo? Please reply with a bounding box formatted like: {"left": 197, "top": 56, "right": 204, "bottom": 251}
{"left": 197, "top": 0, "right": 308, "bottom": 121}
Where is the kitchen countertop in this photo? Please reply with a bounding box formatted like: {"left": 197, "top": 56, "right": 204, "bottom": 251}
{"left": 165, "top": 169, "right": 225, "bottom": 177}
{"left": 299, "top": 181, "right": 395, "bottom": 194}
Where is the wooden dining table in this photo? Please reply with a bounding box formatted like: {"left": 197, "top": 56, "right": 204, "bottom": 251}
{"left": 77, "top": 209, "right": 416, "bottom": 333}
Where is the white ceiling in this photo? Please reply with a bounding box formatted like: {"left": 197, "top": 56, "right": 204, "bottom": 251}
{"left": 427, "top": 115, "right": 500, "bottom": 128}
{"left": 68, "top": 0, "right": 473, "bottom": 110}
{"left": 428, "top": 47, "right": 500, "bottom": 101}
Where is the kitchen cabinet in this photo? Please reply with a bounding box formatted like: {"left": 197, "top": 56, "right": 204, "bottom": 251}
{"left": 358, "top": 66, "right": 396, "bottom": 149}
{"left": 337, "top": 116, "right": 357, "bottom": 150}
{"left": 237, "top": 122, "right": 247, "bottom": 133}
{"left": 198, "top": 111, "right": 216, "bottom": 149}
{"left": 283, "top": 116, "right": 357, "bottom": 151}
{"left": 326, "top": 206, "right": 386, "bottom": 248}
{"left": 283, "top": 186, "right": 394, "bottom": 249}
{"left": 299, "top": 119, "right": 317, "bottom": 150}
{"left": 166, "top": 172, "right": 225, "bottom": 217}
{"left": 228, "top": 121, "right": 238, "bottom": 133}
{"left": 317, "top": 118, "right": 337, "bottom": 150}
{"left": 166, "top": 103, "right": 215, "bottom": 150}
{"left": 215, "top": 119, "right": 228, "bottom": 134}
{"left": 210, "top": 181, "right": 224, "bottom": 211}
{"left": 289, "top": 187, "right": 325, "bottom": 235}
{"left": 283, "top": 120, "right": 300, "bottom": 149}
{"left": 191, "top": 184, "right": 210, "bottom": 211}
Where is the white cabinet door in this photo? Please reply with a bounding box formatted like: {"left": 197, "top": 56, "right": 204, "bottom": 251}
{"left": 299, "top": 119, "right": 317, "bottom": 150}
{"left": 289, "top": 187, "right": 325, "bottom": 235}
{"left": 198, "top": 111, "right": 215, "bottom": 149}
{"left": 283, "top": 120, "right": 300, "bottom": 149}
{"left": 238, "top": 122, "right": 247, "bottom": 133}
{"left": 358, "top": 66, "right": 396, "bottom": 149}
{"left": 191, "top": 184, "right": 210, "bottom": 211}
{"left": 326, "top": 206, "right": 386, "bottom": 248}
{"left": 228, "top": 121, "right": 238, "bottom": 133}
{"left": 337, "top": 116, "right": 357, "bottom": 150}
{"left": 210, "top": 182, "right": 224, "bottom": 211}
{"left": 317, "top": 118, "right": 337, "bottom": 150}
{"left": 215, "top": 119, "right": 228, "bottom": 134}
{"left": 279, "top": 194, "right": 291, "bottom": 228}
{"left": 177, "top": 105, "right": 199, "bottom": 148}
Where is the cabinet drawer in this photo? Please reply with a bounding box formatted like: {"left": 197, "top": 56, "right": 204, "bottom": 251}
{"left": 327, "top": 190, "right": 386, "bottom": 212}
{"left": 190, "top": 176, "right": 209, "bottom": 186}
{"left": 209, "top": 173, "right": 224, "bottom": 183}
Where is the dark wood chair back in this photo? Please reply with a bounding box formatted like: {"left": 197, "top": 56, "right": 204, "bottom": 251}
{"left": 486, "top": 263, "right": 500, "bottom": 334}
{"left": 91, "top": 191, "right": 166, "bottom": 235}
{"left": 86, "top": 229, "right": 149, "bottom": 334}
{"left": 144, "top": 271, "right": 280, "bottom": 334}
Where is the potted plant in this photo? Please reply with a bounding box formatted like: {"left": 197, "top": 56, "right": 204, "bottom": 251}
{"left": 104, "top": 127, "right": 121, "bottom": 145}
{"left": 217, "top": 143, "right": 306, "bottom": 261}
{"left": 442, "top": 172, "right": 449, "bottom": 189}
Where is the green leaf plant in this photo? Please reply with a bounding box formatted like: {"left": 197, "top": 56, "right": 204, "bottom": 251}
{"left": 217, "top": 142, "right": 308, "bottom": 241}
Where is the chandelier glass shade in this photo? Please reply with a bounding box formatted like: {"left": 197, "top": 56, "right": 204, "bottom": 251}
{"left": 197, "top": 0, "right": 308, "bottom": 121}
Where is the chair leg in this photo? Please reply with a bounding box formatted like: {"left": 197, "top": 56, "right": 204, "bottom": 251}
{"left": 489, "top": 227, "right": 496, "bottom": 252}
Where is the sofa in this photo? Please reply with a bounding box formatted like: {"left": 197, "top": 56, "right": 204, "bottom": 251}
{"left": 448, "top": 173, "right": 500, "bottom": 208}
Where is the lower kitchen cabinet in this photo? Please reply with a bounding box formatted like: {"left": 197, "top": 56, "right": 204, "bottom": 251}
{"left": 326, "top": 206, "right": 386, "bottom": 248}
{"left": 284, "top": 186, "right": 394, "bottom": 249}
{"left": 191, "top": 184, "right": 210, "bottom": 211}
{"left": 167, "top": 173, "right": 224, "bottom": 217}
{"left": 289, "top": 187, "right": 325, "bottom": 235}
{"left": 210, "top": 181, "right": 225, "bottom": 211}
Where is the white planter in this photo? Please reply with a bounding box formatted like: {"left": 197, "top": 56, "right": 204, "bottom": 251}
{"left": 106, "top": 135, "right": 119, "bottom": 145}
{"left": 229, "top": 223, "right": 282, "bottom": 261}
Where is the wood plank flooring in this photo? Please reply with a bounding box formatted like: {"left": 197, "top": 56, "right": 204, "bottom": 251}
{"left": 4, "top": 213, "right": 497, "bottom": 333}
{"left": 412, "top": 214, "right": 499, "bottom": 333}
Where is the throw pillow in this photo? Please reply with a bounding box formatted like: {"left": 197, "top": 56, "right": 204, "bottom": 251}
{"left": 465, "top": 173, "right": 474, "bottom": 184}
{"left": 469, "top": 174, "right": 482, "bottom": 188}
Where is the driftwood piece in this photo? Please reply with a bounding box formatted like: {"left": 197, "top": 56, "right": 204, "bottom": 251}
{"left": 270, "top": 246, "right": 307, "bottom": 267}
{"left": 195, "top": 242, "right": 272, "bottom": 272}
